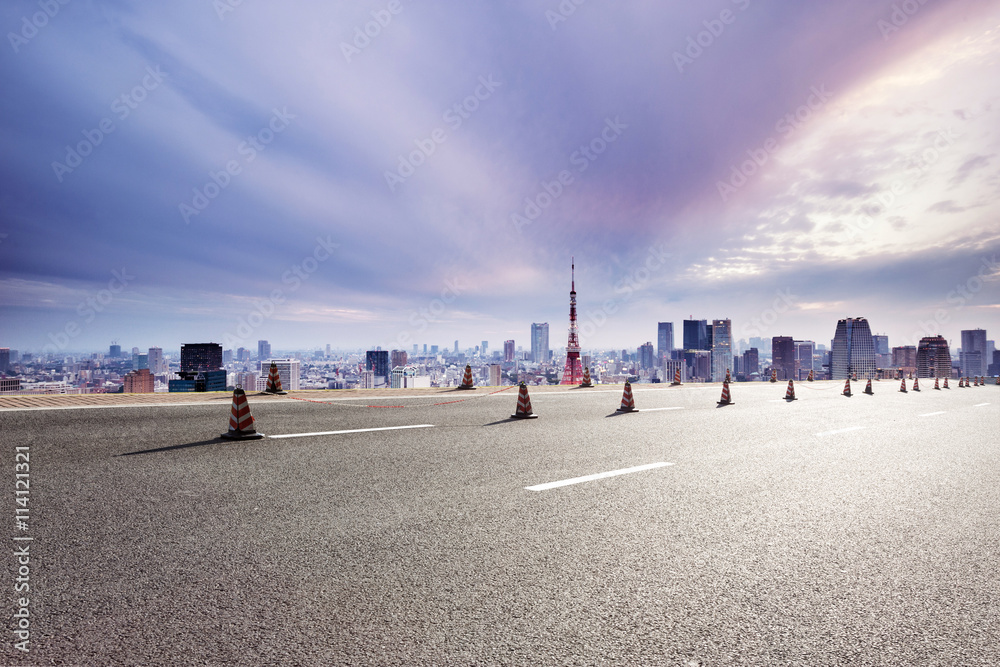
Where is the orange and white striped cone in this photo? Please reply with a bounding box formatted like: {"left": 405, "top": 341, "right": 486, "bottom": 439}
{"left": 943, "top": 377, "right": 950, "bottom": 389}
{"left": 617, "top": 381, "right": 637, "bottom": 412}
{"left": 933, "top": 378, "right": 940, "bottom": 390}
{"left": 770, "top": 369, "right": 776, "bottom": 383}
{"left": 579, "top": 366, "right": 593, "bottom": 387}
{"left": 864, "top": 378, "right": 873, "bottom": 395}
{"left": 264, "top": 361, "right": 286, "bottom": 395}
{"left": 510, "top": 382, "right": 538, "bottom": 419}
{"left": 458, "top": 364, "right": 476, "bottom": 390}
{"left": 912, "top": 377, "right": 920, "bottom": 392}
{"left": 899, "top": 377, "right": 908, "bottom": 393}
{"left": 671, "top": 367, "right": 682, "bottom": 385}
{"left": 784, "top": 379, "right": 797, "bottom": 401}
{"left": 807, "top": 369, "right": 814, "bottom": 382}
{"left": 717, "top": 380, "right": 734, "bottom": 406}
{"left": 221, "top": 386, "right": 264, "bottom": 440}
{"left": 843, "top": 378, "right": 852, "bottom": 397}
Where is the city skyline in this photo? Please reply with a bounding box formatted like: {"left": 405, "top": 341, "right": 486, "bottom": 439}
{"left": 1, "top": 2, "right": 999, "bottom": 351}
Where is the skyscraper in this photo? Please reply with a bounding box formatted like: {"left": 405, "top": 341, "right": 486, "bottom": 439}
{"left": 0, "top": 348, "right": 9, "bottom": 374}
{"left": 180, "top": 343, "right": 223, "bottom": 372}
{"left": 917, "top": 335, "right": 951, "bottom": 378}
{"left": 147, "top": 347, "right": 164, "bottom": 375}
{"left": 109, "top": 343, "right": 121, "bottom": 358}
{"left": 657, "top": 322, "right": 674, "bottom": 360}
{"left": 390, "top": 349, "right": 408, "bottom": 369}
{"left": 683, "top": 319, "right": 708, "bottom": 351}
{"left": 710, "top": 319, "right": 732, "bottom": 382}
{"left": 831, "top": 318, "right": 876, "bottom": 379}
{"left": 258, "top": 340, "right": 271, "bottom": 360}
{"left": 638, "top": 342, "right": 655, "bottom": 370}
{"left": 960, "top": 328, "right": 987, "bottom": 377}
{"left": 531, "top": 323, "right": 550, "bottom": 364}
{"left": 481, "top": 341, "right": 488, "bottom": 357}
{"left": 795, "top": 340, "right": 815, "bottom": 380}
{"left": 366, "top": 350, "right": 389, "bottom": 386}
{"left": 503, "top": 340, "right": 515, "bottom": 362}
{"left": 560, "top": 260, "right": 583, "bottom": 384}
{"left": 771, "top": 336, "right": 795, "bottom": 380}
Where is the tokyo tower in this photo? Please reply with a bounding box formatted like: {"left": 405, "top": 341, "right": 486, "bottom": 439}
{"left": 560, "top": 258, "right": 583, "bottom": 385}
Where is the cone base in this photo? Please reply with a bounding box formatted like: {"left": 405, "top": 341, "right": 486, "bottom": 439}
{"left": 260, "top": 390, "right": 287, "bottom": 396}
{"left": 456, "top": 385, "right": 477, "bottom": 390}
{"left": 578, "top": 382, "right": 594, "bottom": 388}
{"left": 863, "top": 390, "right": 873, "bottom": 395}
{"left": 913, "top": 389, "right": 921, "bottom": 392}
{"left": 669, "top": 382, "right": 681, "bottom": 386}
{"left": 843, "top": 393, "right": 852, "bottom": 397}
{"left": 510, "top": 413, "right": 538, "bottom": 419}
{"left": 616, "top": 407, "right": 638, "bottom": 412}
{"left": 717, "top": 401, "right": 734, "bottom": 406}
{"left": 784, "top": 397, "right": 798, "bottom": 401}
{"left": 221, "top": 430, "right": 265, "bottom": 440}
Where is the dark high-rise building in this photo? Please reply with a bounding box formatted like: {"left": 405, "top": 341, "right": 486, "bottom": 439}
{"left": 503, "top": 340, "right": 515, "bottom": 363}
{"left": 742, "top": 348, "right": 759, "bottom": 379}
{"left": 109, "top": 344, "right": 121, "bottom": 358}
{"left": 531, "top": 323, "right": 550, "bottom": 364}
{"left": 258, "top": 340, "right": 271, "bottom": 360}
{"left": 772, "top": 336, "right": 796, "bottom": 380}
{"left": 917, "top": 335, "right": 951, "bottom": 378}
{"left": 366, "top": 350, "right": 390, "bottom": 385}
{"left": 657, "top": 322, "right": 674, "bottom": 360}
{"left": 180, "top": 343, "right": 223, "bottom": 372}
{"left": 638, "top": 342, "right": 655, "bottom": 370}
{"left": 831, "top": 317, "right": 876, "bottom": 379}
{"left": 0, "top": 347, "right": 9, "bottom": 374}
{"left": 683, "top": 319, "right": 708, "bottom": 351}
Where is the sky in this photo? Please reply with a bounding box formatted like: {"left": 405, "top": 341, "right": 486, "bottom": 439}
{"left": 1, "top": 0, "right": 998, "bottom": 356}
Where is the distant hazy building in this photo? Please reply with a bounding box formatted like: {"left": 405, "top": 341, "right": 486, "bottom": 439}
{"left": 504, "top": 340, "right": 515, "bottom": 362}
{"left": 109, "top": 344, "right": 121, "bottom": 358}
{"left": 638, "top": 342, "right": 656, "bottom": 370}
{"left": 683, "top": 319, "right": 709, "bottom": 351}
{"left": 771, "top": 336, "right": 796, "bottom": 380}
{"left": 257, "top": 340, "right": 271, "bottom": 360}
{"left": 960, "top": 329, "right": 987, "bottom": 377}
{"left": 365, "top": 350, "right": 389, "bottom": 386}
{"left": 481, "top": 341, "right": 489, "bottom": 357}
{"left": 710, "top": 319, "right": 732, "bottom": 382}
{"left": 892, "top": 346, "right": 917, "bottom": 376}
{"left": 488, "top": 364, "right": 502, "bottom": 386}
{"left": 390, "top": 349, "right": 408, "bottom": 369}
{"left": 917, "top": 335, "right": 951, "bottom": 378}
{"left": 0, "top": 347, "right": 8, "bottom": 374}
{"left": 686, "top": 350, "right": 712, "bottom": 381}
{"left": 831, "top": 317, "right": 876, "bottom": 379}
{"left": 123, "top": 368, "right": 154, "bottom": 393}
{"left": 531, "top": 323, "right": 549, "bottom": 363}
{"left": 871, "top": 334, "right": 891, "bottom": 369}
{"left": 147, "top": 347, "right": 164, "bottom": 375}
{"left": 741, "top": 348, "right": 759, "bottom": 379}
{"left": 391, "top": 366, "right": 430, "bottom": 389}
{"left": 795, "top": 340, "right": 816, "bottom": 380}
{"left": 359, "top": 370, "right": 374, "bottom": 389}
{"left": 265, "top": 359, "right": 301, "bottom": 391}
{"left": 657, "top": 322, "right": 674, "bottom": 360}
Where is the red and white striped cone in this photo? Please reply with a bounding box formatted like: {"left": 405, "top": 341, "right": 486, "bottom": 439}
{"left": 784, "top": 379, "right": 797, "bottom": 401}
{"left": 899, "top": 377, "right": 908, "bottom": 393}
{"left": 843, "top": 378, "right": 852, "bottom": 397}
{"left": 617, "top": 381, "right": 637, "bottom": 412}
{"left": 725, "top": 368, "right": 731, "bottom": 384}
{"left": 770, "top": 369, "right": 777, "bottom": 383}
{"left": 864, "top": 378, "right": 873, "bottom": 395}
{"left": 221, "top": 386, "right": 264, "bottom": 440}
{"left": 912, "top": 377, "right": 920, "bottom": 392}
{"left": 962, "top": 377, "right": 969, "bottom": 388}
{"left": 671, "top": 367, "right": 682, "bottom": 385}
{"left": 264, "top": 361, "right": 286, "bottom": 395}
{"left": 933, "top": 378, "right": 940, "bottom": 390}
{"left": 717, "top": 380, "right": 734, "bottom": 406}
{"left": 807, "top": 369, "right": 814, "bottom": 382}
{"left": 976, "top": 376, "right": 982, "bottom": 387}
{"left": 510, "top": 382, "right": 538, "bottom": 419}
{"left": 995, "top": 376, "right": 999, "bottom": 386}
{"left": 943, "top": 377, "right": 950, "bottom": 389}
{"left": 579, "top": 366, "right": 593, "bottom": 387}
{"left": 457, "top": 364, "right": 476, "bottom": 390}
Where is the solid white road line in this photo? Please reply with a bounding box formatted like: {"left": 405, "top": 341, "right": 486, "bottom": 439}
{"left": 269, "top": 424, "right": 434, "bottom": 439}
{"left": 525, "top": 462, "right": 674, "bottom": 491}
{"left": 637, "top": 407, "right": 684, "bottom": 412}
{"left": 974, "top": 402, "right": 990, "bottom": 407}
{"left": 918, "top": 411, "right": 946, "bottom": 417}
{"left": 815, "top": 426, "right": 865, "bottom": 437}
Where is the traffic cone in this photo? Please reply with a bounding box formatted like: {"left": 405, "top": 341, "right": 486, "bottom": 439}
{"left": 725, "top": 368, "right": 732, "bottom": 383}
{"left": 784, "top": 379, "right": 797, "bottom": 401}
{"left": 843, "top": 378, "right": 852, "bottom": 397}
{"left": 770, "top": 369, "right": 776, "bottom": 383}
{"left": 899, "top": 377, "right": 907, "bottom": 393}
{"left": 864, "top": 378, "right": 873, "bottom": 395}
{"left": 807, "top": 369, "right": 814, "bottom": 382}
{"left": 221, "top": 386, "right": 264, "bottom": 440}
{"left": 617, "top": 381, "right": 638, "bottom": 412}
{"left": 943, "top": 377, "right": 949, "bottom": 389}
{"left": 579, "top": 366, "right": 593, "bottom": 387}
{"left": 912, "top": 377, "right": 920, "bottom": 392}
{"left": 457, "top": 364, "right": 476, "bottom": 390}
{"left": 717, "top": 380, "right": 734, "bottom": 406}
{"left": 933, "top": 378, "right": 940, "bottom": 390}
{"left": 671, "top": 367, "right": 682, "bottom": 386}
{"left": 995, "top": 376, "right": 999, "bottom": 386}
{"left": 264, "top": 361, "right": 287, "bottom": 395}
{"left": 510, "top": 382, "right": 538, "bottom": 419}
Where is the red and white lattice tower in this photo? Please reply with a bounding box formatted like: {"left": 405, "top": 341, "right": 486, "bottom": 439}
{"left": 560, "top": 259, "right": 584, "bottom": 385}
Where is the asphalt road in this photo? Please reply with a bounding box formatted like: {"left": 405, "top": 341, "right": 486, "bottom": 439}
{"left": 2, "top": 380, "right": 998, "bottom": 666}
